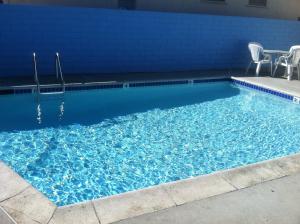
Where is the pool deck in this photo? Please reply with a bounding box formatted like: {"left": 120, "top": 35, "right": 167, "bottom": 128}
{"left": 1, "top": 72, "right": 300, "bottom": 224}
{"left": 231, "top": 75, "right": 300, "bottom": 98}
{"left": 116, "top": 170, "right": 300, "bottom": 224}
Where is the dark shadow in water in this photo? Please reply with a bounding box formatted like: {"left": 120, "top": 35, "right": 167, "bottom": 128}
{"left": 0, "top": 82, "right": 240, "bottom": 132}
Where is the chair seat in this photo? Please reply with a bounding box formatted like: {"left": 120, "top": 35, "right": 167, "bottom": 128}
{"left": 276, "top": 62, "right": 298, "bottom": 68}
{"left": 254, "top": 59, "right": 271, "bottom": 64}
{"left": 277, "top": 62, "right": 288, "bottom": 67}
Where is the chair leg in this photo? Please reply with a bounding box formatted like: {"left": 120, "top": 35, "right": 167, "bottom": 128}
{"left": 246, "top": 61, "right": 252, "bottom": 75}
{"left": 270, "top": 61, "right": 273, "bottom": 77}
{"left": 283, "top": 67, "right": 288, "bottom": 78}
{"left": 287, "top": 65, "right": 293, "bottom": 81}
{"left": 273, "top": 63, "right": 279, "bottom": 77}
{"left": 256, "top": 62, "right": 262, "bottom": 77}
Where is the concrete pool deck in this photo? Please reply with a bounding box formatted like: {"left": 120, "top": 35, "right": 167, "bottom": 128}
{"left": 1, "top": 73, "right": 300, "bottom": 224}
{"left": 116, "top": 171, "right": 300, "bottom": 224}
{"left": 231, "top": 75, "right": 300, "bottom": 98}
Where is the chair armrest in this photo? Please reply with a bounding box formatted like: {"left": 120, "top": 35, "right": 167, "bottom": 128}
{"left": 275, "top": 55, "right": 288, "bottom": 64}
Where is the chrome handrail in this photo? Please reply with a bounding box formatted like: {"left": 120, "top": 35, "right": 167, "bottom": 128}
{"left": 55, "top": 52, "right": 65, "bottom": 93}
{"left": 33, "top": 52, "right": 40, "bottom": 94}
{"left": 33, "top": 52, "right": 65, "bottom": 95}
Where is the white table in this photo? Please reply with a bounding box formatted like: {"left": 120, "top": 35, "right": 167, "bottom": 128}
{"left": 264, "top": 50, "right": 290, "bottom": 78}
{"left": 264, "top": 49, "right": 289, "bottom": 55}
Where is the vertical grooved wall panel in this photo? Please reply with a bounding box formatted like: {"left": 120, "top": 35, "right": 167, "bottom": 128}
{"left": 0, "top": 4, "right": 300, "bottom": 77}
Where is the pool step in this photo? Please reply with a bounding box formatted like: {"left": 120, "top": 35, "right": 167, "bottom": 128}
{"left": 40, "top": 91, "right": 64, "bottom": 95}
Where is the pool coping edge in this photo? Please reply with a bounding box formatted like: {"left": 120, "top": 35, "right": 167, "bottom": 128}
{"left": 0, "top": 75, "right": 230, "bottom": 95}
{"left": 1, "top": 152, "right": 300, "bottom": 224}
{"left": 1, "top": 76, "right": 299, "bottom": 105}
{"left": 231, "top": 76, "right": 299, "bottom": 99}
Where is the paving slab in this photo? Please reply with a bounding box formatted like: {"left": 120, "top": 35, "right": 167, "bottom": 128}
{"left": 93, "top": 186, "right": 175, "bottom": 224}
{"left": 274, "top": 153, "right": 300, "bottom": 175}
{"left": 163, "top": 173, "right": 236, "bottom": 205}
{"left": 115, "top": 172, "right": 300, "bottom": 224}
{"left": 0, "top": 187, "right": 56, "bottom": 224}
{"left": 0, "top": 207, "right": 39, "bottom": 224}
{"left": 0, "top": 206, "right": 17, "bottom": 224}
{"left": 0, "top": 162, "right": 29, "bottom": 202}
{"left": 49, "top": 202, "right": 99, "bottom": 224}
{"left": 222, "top": 159, "right": 286, "bottom": 189}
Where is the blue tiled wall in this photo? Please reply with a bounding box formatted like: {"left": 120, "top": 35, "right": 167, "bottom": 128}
{"left": 0, "top": 4, "right": 300, "bottom": 77}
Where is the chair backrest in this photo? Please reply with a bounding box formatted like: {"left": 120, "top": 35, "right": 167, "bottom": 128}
{"left": 288, "top": 45, "right": 300, "bottom": 67}
{"left": 248, "top": 42, "right": 264, "bottom": 63}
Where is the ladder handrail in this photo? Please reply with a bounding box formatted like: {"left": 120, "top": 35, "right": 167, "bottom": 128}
{"left": 55, "top": 52, "right": 65, "bottom": 92}
{"left": 33, "top": 52, "right": 65, "bottom": 95}
{"left": 33, "top": 52, "right": 40, "bottom": 94}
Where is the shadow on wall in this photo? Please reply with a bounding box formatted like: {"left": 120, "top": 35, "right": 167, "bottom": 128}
{"left": 232, "top": 40, "right": 251, "bottom": 66}
{"left": 0, "top": 4, "right": 300, "bottom": 77}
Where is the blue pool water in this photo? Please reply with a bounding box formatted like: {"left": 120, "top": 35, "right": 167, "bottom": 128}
{"left": 1, "top": 81, "right": 300, "bottom": 206}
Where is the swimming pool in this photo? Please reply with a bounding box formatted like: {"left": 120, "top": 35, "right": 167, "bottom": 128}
{"left": 1, "top": 80, "right": 300, "bottom": 206}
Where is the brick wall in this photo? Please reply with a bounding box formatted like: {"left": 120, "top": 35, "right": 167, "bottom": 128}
{"left": 0, "top": 4, "right": 300, "bottom": 77}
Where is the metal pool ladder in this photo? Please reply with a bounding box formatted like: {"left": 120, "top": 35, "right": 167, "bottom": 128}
{"left": 33, "top": 52, "right": 65, "bottom": 95}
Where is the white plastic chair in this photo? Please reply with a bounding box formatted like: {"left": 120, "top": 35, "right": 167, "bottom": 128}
{"left": 273, "top": 45, "right": 300, "bottom": 81}
{"left": 246, "top": 42, "right": 272, "bottom": 76}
